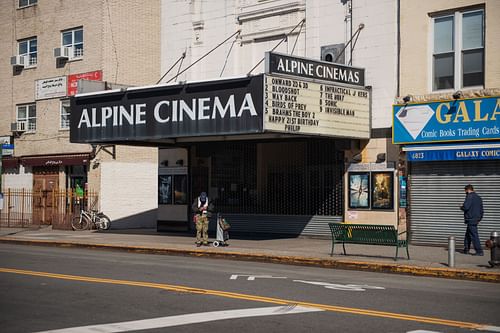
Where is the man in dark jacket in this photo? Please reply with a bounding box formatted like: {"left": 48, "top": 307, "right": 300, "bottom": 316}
{"left": 460, "top": 184, "right": 484, "bottom": 256}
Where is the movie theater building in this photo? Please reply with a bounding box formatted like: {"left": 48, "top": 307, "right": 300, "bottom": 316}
{"left": 396, "top": 0, "right": 500, "bottom": 245}
{"left": 71, "top": 37, "right": 403, "bottom": 236}
{"left": 141, "top": 0, "right": 401, "bottom": 235}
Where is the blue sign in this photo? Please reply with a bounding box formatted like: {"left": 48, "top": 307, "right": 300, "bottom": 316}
{"left": 1, "top": 144, "right": 14, "bottom": 156}
{"left": 393, "top": 96, "right": 500, "bottom": 144}
{"left": 407, "top": 146, "right": 500, "bottom": 162}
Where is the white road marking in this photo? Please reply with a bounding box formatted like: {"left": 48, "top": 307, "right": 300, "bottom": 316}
{"left": 34, "top": 305, "right": 323, "bottom": 333}
{"left": 407, "top": 330, "right": 441, "bottom": 333}
{"left": 478, "top": 326, "right": 500, "bottom": 332}
{"left": 230, "top": 274, "right": 287, "bottom": 280}
{"left": 293, "top": 279, "right": 385, "bottom": 291}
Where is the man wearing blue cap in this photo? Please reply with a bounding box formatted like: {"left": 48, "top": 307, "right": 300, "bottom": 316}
{"left": 192, "top": 192, "right": 209, "bottom": 246}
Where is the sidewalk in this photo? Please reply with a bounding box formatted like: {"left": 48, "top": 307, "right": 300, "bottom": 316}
{"left": 0, "top": 226, "right": 498, "bottom": 283}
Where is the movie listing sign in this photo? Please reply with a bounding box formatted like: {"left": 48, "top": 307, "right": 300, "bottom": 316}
{"left": 393, "top": 96, "right": 500, "bottom": 144}
{"left": 266, "top": 52, "right": 365, "bottom": 87}
{"left": 263, "top": 74, "right": 370, "bottom": 138}
{"left": 70, "top": 76, "right": 263, "bottom": 143}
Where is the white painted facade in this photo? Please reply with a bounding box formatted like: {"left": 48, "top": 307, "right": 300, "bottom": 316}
{"left": 159, "top": 0, "right": 399, "bottom": 227}
{"left": 2, "top": 166, "right": 32, "bottom": 189}
{"left": 161, "top": 0, "right": 397, "bottom": 129}
{"left": 100, "top": 162, "right": 158, "bottom": 228}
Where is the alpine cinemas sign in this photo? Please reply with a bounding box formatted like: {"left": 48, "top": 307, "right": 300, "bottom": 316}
{"left": 70, "top": 76, "right": 264, "bottom": 143}
{"left": 266, "top": 52, "right": 365, "bottom": 86}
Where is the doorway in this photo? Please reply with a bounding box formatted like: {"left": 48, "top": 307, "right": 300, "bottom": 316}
{"left": 33, "top": 167, "right": 59, "bottom": 225}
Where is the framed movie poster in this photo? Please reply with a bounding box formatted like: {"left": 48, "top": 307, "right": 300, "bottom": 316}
{"left": 371, "top": 172, "right": 394, "bottom": 210}
{"left": 173, "top": 175, "right": 187, "bottom": 204}
{"left": 158, "top": 175, "right": 172, "bottom": 204}
{"left": 348, "top": 172, "right": 370, "bottom": 209}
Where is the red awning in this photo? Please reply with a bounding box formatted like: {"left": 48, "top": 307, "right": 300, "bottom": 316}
{"left": 20, "top": 154, "right": 91, "bottom": 167}
{"left": 1, "top": 157, "right": 20, "bottom": 169}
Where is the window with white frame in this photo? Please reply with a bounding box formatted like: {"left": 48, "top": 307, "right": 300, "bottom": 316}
{"left": 18, "top": 37, "right": 37, "bottom": 67}
{"left": 62, "top": 28, "right": 83, "bottom": 58}
{"left": 16, "top": 104, "right": 36, "bottom": 132}
{"left": 432, "top": 8, "right": 484, "bottom": 91}
{"left": 60, "top": 100, "right": 70, "bottom": 129}
{"left": 18, "top": 0, "right": 37, "bottom": 8}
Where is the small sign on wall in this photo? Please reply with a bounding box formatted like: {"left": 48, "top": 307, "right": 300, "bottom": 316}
{"left": 67, "top": 70, "right": 103, "bottom": 96}
{"left": 399, "top": 176, "right": 407, "bottom": 208}
{"left": 347, "top": 211, "right": 358, "bottom": 220}
{"left": 35, "top": 76, "right": 67, "bottom": 100}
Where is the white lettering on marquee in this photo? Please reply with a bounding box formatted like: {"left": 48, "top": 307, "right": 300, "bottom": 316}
{"left": 79, "top": 94, "right": 258, "bottom": 128}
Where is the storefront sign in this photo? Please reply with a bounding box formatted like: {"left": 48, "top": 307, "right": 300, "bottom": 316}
{"left": 264, "top": 74, "right": 370, "bottom": 138}
{"left": 266, "top": 52, "right": 365, "bottom": 86}
{"left": 1, "top": 157, "right": 19, "bottom": 169}
{"left": 20, "top": 154, "right": 91, "bottom": 166}
{"left": 393, "top": 96, "right": 500, "bottom": 144}
{"left": 35, "top": 76, "right": 67, "bottom": 100}
{"left": 67, "top": 70, "right": 103, "bottom": 96}
{"left": 407, "top": 146, "right": 500, "bottom": 161}
{"left": 70, "top": 76, "right": 264, "bottom": 143}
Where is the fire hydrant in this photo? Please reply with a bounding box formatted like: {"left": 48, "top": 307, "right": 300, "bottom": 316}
{"left": 485, "top": 231, "right": 500, "bottom": 268}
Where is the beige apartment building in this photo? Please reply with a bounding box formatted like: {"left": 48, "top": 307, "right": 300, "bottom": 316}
{"left": 0, "top": 0, "right": 160, "bottom": 228}
{"left": 396, "top": 0, "right": 500, "bottom": 245}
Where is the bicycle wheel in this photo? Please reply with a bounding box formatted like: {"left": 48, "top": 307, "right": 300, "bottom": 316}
{"left": 97, "top": 214, "right": 111, "bottom": 230}
{"left": 71, "top": 215, "right": 90, "bottom": 231}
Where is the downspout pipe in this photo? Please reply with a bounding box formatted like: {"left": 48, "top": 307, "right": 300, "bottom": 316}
{"left": 397, "top": 0, "right": 401, "bottom": 97}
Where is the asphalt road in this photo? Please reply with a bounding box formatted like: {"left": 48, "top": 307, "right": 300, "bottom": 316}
{"left": 0, "top": 243, "right": 499, "bottom": 333}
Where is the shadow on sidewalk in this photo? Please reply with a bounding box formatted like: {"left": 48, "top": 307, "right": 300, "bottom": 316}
{"left": 104, "top": 227, "right": 302, "bottom": 241}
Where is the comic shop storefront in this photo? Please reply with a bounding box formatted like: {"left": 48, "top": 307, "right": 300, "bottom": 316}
{"left": 393, "top": 96, "right": 500, "bottom": 245}
{"left": 70, "top": 53, "right": 370, "bottom": 236}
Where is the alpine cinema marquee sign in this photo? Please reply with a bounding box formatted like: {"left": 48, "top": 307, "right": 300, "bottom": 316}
{"left": 70, "top": 53, "right": 369, "bottom": 143}
{"left": 70, "top": 76, "right": 264, "bottom": 143}
{"left": 264, "top": 52, "right": 370, "bottom": 138}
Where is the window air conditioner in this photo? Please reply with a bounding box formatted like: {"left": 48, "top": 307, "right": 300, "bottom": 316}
{"left": 11, "top": 121, "right": 28, "bottom": 132}
{"left": 10, "top": 55, "right": 26, "bottom": 68}
{"left": 54, "top": 47, "right": 72, "bottom": 60}
{"left": 12, "top": 121, "right": 28, "bottom": 132}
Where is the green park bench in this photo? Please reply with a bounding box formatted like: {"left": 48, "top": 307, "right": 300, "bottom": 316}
{"left": 328, "top": 222, "right": 410, "bottom": 261}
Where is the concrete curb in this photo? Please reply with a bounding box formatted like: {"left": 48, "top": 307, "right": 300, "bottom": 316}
{"left": 1, "top": 237, "right": 499, "bottom": 283}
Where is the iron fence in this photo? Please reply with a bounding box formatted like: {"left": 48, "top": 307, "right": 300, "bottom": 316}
{"left": 0, "top": 188, "right": 99, "bottom": 230}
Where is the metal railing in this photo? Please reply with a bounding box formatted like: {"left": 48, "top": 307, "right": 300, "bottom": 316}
{"left": 0, "top": 188, "right": 99, "bottom": 230}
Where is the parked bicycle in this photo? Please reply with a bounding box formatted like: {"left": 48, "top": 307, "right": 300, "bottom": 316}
{"left": 71, "top": 208, "right": 111, "bottom": 231}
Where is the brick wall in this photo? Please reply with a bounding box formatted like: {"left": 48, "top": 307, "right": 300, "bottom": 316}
{"left": 400, "top": 0, "right": 500, "bottom": 95}
{"left": 1, "top": 0, "right": 161, "bottom": 228}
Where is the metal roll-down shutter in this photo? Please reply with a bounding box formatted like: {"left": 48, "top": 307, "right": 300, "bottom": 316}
{"left": 409, "top": 160, "right": 500, "bottom": 246}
